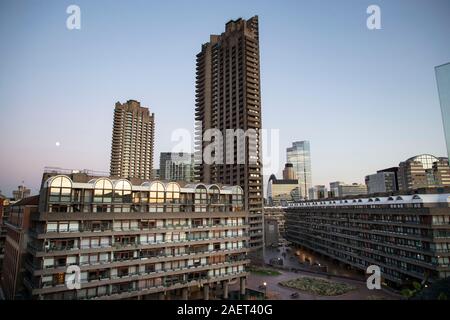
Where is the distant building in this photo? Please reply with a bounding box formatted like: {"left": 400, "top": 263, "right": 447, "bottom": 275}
{"left": 152, "top": 169, "right": 160, "bottom": 180}
{"left": 308, "top": 185, "right": 328, "bottom": 200}
{"left": 329, "top": 182, "right": 367, "bottom": 197}
{"left": 287, "top": 141, "right": 312, "bottom": 200}
{"left": 377, "top": 167, "right": 400, "bottom": 191}
{"left": 1, "top": 196, "right": 38, "bottom": 299}
{"left": 264, "top": 207, "right": 286, "bottom": 247}
{"left": 110, "top": 100, "right": 155, "bottom": 180}
{"left": 267, "top": 174, "right": 300, "bottom": 206}
{"left": 12, "top": 185, "right": 31, "bottom": 201}
{"left": 398, "top": 154, "right": 450, "bottom": 191}
{"left": 329, "top": 181, "right": 345, "bottom": 198}
{"left": 159, "top": 152, "right": 194, "bottom": 182}
{"left": 282, "top": 163, "right": 297, "bottom": 180}
{"left": 365, "top": 171, "right": 397, "bottom": 194}
{"left": 0, "top": 193, "right": 10, "bottom": 279}
{"left": 264, "top": 219, "right": 279, "bottom": 247}
{"left": 435, "top": 62, "right": 450, "bottom": 160}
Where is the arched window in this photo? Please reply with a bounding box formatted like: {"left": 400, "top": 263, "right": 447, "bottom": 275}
{"left": 94, "top": 179, "right": 113, "bottom": 203}
{"left": 208, "top": 185, "right": 220, "bottom": 204}
{"left": 149, "top": 182, "right": 165, "bottom": 203}
{"left": 195, "top": 185, "right": 208, "bottom": 205}
{"left": 49, "top": 176, "right": 72, "bottom": 202}
{"left": 166, "top": 182, "right": 180, "bottom": 203}
{"left": 114, "top": 180, "right": 132, "bottom": 203}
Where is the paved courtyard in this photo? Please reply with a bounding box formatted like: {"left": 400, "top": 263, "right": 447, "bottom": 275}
{"left": 230, "top": 245, "right": 402, "bottom": 300}
{"left": 246, "top": 269, "right": 399, "bottom": 300}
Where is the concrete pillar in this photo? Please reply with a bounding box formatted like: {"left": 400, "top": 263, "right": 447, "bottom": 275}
{"left": 204, "top": 284, "right": 210, "bottom": 300}
{"left": 240, "top": 277, "right": 246, "bottom": 295}
{"left": 182, "top": 288, "right": 188, "bottom": 300}
{"left": 223, "top": 281, "right": 229, "bottom": 299}
{"left": 158, "top": 292, "right": 165, "bottom": 300}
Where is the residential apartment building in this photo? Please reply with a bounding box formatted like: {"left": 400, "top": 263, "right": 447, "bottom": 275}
{"left": 194, "top": 16, "right": 264, "bottom": 252}
{"left": 0, "top": 193, "right": 10, "bottom": 280}
{"left": 285, "top": 189, "right": 450, "bottom": 288}
{"left": 1, "top": 196, "right": 39, "bottom": 299}
{"left": 21, "top": 170, "right": 249, "bottom": 300}
{"left": 159, "top": 152, "right": 194, "bottom": 182}
{"left": 110, "top": 100, "right": 155, "bottom": 180}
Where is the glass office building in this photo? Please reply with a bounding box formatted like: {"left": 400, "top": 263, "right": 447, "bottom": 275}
{"left": 286, "top": 141, "right": 312, "bottom": 200}
{"left": 436, "top": 62, "right": 450, "bottom": 160}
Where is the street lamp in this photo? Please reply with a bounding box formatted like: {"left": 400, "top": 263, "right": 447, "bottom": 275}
{"left": 263, "top": 282, "right": 267, "bottom": 299}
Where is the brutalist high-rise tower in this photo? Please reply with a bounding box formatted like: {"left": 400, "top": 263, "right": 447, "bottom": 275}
{"left": 110, "top": 100, "right": 155, "bottom": 180}
{"left": 195, "top": 16, "right": 264, "bottom": 253}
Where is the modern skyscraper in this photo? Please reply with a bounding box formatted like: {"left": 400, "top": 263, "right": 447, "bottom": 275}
{"left": 110, "top": 100, "right": 155, "bottom": 180}
{"left": 194, "top": 16, "right": 264, "bottom": 252}
{"left": 159, "top": 152, "right": 194, "bottom": 182}
{"left": 435, "top": 62, "right": 450, "bottom": 160}
{"left": 286, "top": 141, "right": 312, "bottom": 199}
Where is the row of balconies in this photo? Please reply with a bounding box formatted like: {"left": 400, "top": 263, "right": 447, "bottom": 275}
{"left": 26, "top": 262, "right": 249, "bottom": 296}
{"left": 28, "top": 234, "right": 249, "bottom": 256}
{"left": 26, "top": 246, "right": 249, "bottom": 274}
{"left": 84, "top": 271, "right": 247, "bottom": 300}
{"left": 286, "top": 228, "right": 445, "bottom": 269}
{"left": 37, "top": 223, "right": 248, "bottom": 238}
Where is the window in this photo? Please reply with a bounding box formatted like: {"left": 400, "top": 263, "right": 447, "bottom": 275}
{"left": 209, "top": 185, "right": 220, "bottom": 204}
{"left": 94, "top": 179, "right": 113, "bottom": 203}
{"left": 166, "top": 183, "right": 180, "bottom": 203}
{"left": 49, "top": 176, "right": 72, "bottom": 202}
{"left": 114, "top": 180, "right": 132, "bottom": 203}
{"left": 149, "top": 182, "right": 165, "bottom": 203}
{"left": 195, "top": 185, "right": 208, "bottom": 213}
{"left": 232, "top": 186, "right": 243, "bottom": 209}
